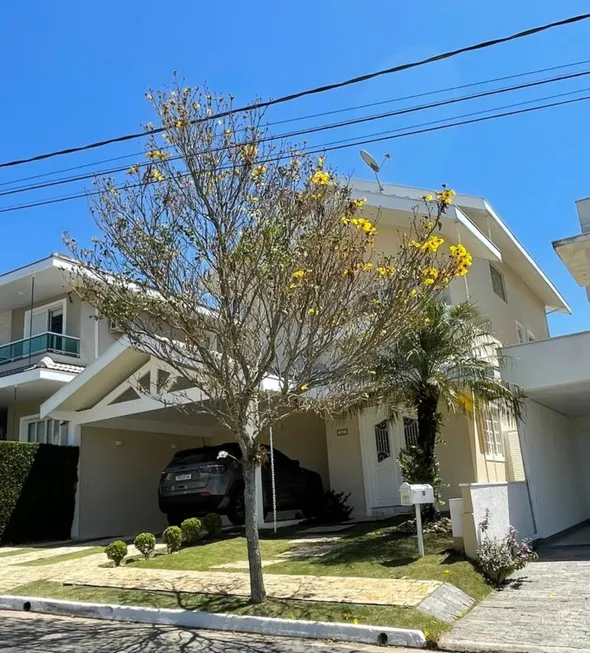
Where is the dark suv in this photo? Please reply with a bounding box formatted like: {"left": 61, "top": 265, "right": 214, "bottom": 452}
{"left": 158, "top": 442, "right": 324, "bottom": 525}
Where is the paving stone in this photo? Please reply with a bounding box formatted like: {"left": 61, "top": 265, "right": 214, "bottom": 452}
{"left": 416, "top": 582, "right": 474, "bottom": 623}
{"left": 440, "top": 554, "right": 590, "bottom": 652}
{"left": 277, "top": 544, "right": 340, "bottom": 559}
{"left": 300, "top": 524, "right": 355, "bottom": 534}
{"left": 286, "top": 537, "right": 343, "bottom": 545}
{"left": 210, "top": 559, "right": 282, "bottom": 569}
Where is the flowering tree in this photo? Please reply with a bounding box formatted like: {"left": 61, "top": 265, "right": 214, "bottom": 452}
{"left": 66, "top": 81, "right": 470, "bottom": 603}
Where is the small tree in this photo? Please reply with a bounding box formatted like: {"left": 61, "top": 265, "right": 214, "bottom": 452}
{"left": 66, "top": 81, "right": 470, "bottom": 602}
{"left": 375, "top": 300, "right": 523, "bottom": 518}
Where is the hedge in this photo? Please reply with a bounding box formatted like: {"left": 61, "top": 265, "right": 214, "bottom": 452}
{"left": 0, "top": 441, "right": 79, "bottom": 544}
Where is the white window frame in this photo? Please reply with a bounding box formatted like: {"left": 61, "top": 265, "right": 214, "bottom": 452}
{"left": 24, "top": 298, "right": 67, "bottom": 338}
{"left": 516, "top": 321, "right": 526, "bottom": 344}
{"left": 527, "top": 330, "right": 536, "bottom": 342}
{"left": 489, "top": 264, "right": 507, "bottom": 303}
{"left": 19, "top": 414, "right": 69, "bottom": 446}
{"left": 481, "top": 407, "right": 505, "bottom": 462}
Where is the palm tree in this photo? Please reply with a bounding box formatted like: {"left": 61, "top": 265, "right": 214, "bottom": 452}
{"left": 375, "top": 300, "right": 523, "bottom": 518}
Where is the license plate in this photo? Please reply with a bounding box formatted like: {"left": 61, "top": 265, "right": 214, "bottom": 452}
{"left": 175, "top": 473, "right": 192, "bottom": 481}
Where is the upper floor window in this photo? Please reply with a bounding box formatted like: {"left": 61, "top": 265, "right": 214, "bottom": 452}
{"left": 24, "top": 299, "right": 66, "bottom": 338}
{"left": 481, "top": 407, "right": 504, "bottom": 461}
{"left": 20, "top": 415, "right": 68, "bottom": 446}
{"left": 489, "top": 264, "right": 507, "bottom": 302}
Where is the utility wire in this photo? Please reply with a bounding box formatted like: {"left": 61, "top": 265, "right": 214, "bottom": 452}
{"left": 0, "top": 12, "right": 589, "bottom": 170}
{"left": 4, "top": 56, "right": 589, "bottom": 190}
{"left": 2, "top": 67, "right": 589, "bottom": 200}
{"left": 1, "top": 90, "right": 589, "bottom": 214}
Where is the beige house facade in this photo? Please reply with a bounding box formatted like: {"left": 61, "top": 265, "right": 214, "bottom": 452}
{"left": 0, "top": 180, "right": 570, "bottom": 540}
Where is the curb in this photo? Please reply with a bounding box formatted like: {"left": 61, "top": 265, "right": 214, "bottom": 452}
{"left": 0, "top": 594, "right": 426, "bottom": 648}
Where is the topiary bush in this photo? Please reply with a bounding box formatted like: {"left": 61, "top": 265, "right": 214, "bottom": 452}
{"left": 0, "top": 442, "right": 79, "bottom": 543}
{"left": 134, "top": 532, "right": 156, "bottom": 559}
{"left": 104, "top": 540, "right": 128, "bottom": 566}
{"left": 181, "top": 517, "right": 202, "bottom": 546}
{"left": 202, "top": 513, "right": 223, "bottom": 539}
{"left": 162, "top": 525, "right": 182, "bottom": 554}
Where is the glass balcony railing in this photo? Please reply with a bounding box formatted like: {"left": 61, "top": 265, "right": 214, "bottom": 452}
{"left": 0, "top": 332, "right": 80, "bottom": 366}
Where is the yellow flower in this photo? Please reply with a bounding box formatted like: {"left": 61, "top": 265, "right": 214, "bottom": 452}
{"left": 127, "top": 164, "right": 140, "bottom": 175}
{"left": 410, "top": 289, "right": 418, "bottom": 297}
{"left": 146, "top": 149, "right": 169, "bottom": 161}
{"left": 410, "top": 240, "right": 421, "bottom": 248}
{"left": 425, "top": 631, "right": 431, "bottom": 639}
{"left": 310, "top": 170, "right": 331, "bottom": 185}
{"left": 151, "top": 169, "right": 165, "bottom": 182}
{"left": 423, "top": 194, "right": 433, "bottom": 201}
{"left": 300, "top": 384, "right": 309, "bottom": 391}
{"left": 292, "top": 269, "right": 305, "bottom": 278}
{"left": 361, "top": 262, "right": 374, "bottom": 271}
{"left": 424, "top": 317, "right": 431, "bottom": 324}
{"left": 423, "top": 278, "right": 435, "bottom": 286}
{"left": 350, "top": 197, "right": 366, "bottom": 209}
{"left": 353, "top": 618, "right": 359, "bottom": 625}
{"left": 437, "top": 187, "right": 456, "bottom": 206}
{"left": 251, "top": 165, "right": 267, "bottom": 182}
{"left": 420, "top": 236, "right": 445, "bottom": 253}
{"left": 444, "top": 569, "right": 450, "bottom": 574}
{"left": 241, "top": 143, "right": 258, "bottom": 163}
{"left": 376, "top": 265, "right": 388, "bottom": 277}
{"left": 423, "top": 266, "right": 440, "bottom": 279}
{"left": 308, "top": 307, "right": 319, "bottom": 315}
{"left": 288, "top": 283, "right": 297, "bottom": 290}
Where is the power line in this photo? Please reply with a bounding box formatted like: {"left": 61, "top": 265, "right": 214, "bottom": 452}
{"left": 4, "top": 56, "right": 590, "bottom": 190}
{"left": 1, "top": 12, "right": 589, "bottom": 170}
{"left": 3, "top": 67, "right": 589, "bottom": 200}
{"left": 1, "top": 90, "right": 588, "bottom": 215}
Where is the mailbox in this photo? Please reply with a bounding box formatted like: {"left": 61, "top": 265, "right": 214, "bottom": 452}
{"left": 400, "top": 482, "right": 434, "bottom": 506}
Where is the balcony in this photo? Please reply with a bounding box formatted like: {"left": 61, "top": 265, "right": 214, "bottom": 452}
{"left": 0, "top": 332, "right": 80, "bottom": 367}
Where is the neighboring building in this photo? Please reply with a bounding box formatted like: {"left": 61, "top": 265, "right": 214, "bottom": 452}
{"left": 7, "top": 180, "right": 566, "bottom": 541}
{"left": 0, "top": 254, "right": 118, "bottom": 445}
{"left": 496, "top": 197, "right": 590, "bottom": 541}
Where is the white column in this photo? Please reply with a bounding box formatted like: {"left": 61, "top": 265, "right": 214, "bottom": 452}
{"left": 255, "top": 464, "right": 265, "bottom": 528}
{"left": 68, "top": 422, "right": 82, "bottom": 539}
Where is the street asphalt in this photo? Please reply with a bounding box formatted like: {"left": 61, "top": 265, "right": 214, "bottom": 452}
{"left": 0, "top": 610, "right": 417, "bottom": 653}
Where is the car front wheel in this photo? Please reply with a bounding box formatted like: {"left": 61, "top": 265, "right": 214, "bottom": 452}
{"left": 227, "top": 491, "right": 246, "bottom": 526}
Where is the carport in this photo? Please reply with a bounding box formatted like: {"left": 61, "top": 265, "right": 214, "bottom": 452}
{"left": 40, "top": 338, "right": 329, "bottom": 540}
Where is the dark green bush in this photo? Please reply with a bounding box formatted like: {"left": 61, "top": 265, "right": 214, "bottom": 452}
{"left": 162, "top": 526, "right": 182, "bottom": 553}
{"left": 202, "top": 513, "right": 223, "bottom": 539}
{"left": 134, "top": 532, "right": 156, "bottom": 559}
{"left": 181, "top": 517, "right": 202, "bottom": 545}
{"left": 105, "top": 540, "right": 128, "bottom": 566}
{"left": 0, "top": 442, "right": 79, "bottom": 543}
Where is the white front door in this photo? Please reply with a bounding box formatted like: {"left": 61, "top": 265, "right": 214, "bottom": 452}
{"left": 361, "top": 407, "right": 403, "bottom": 509}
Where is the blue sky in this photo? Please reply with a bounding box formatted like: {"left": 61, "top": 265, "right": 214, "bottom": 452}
{"left": 0, "top": 1, "right": 589, "bottom": 335}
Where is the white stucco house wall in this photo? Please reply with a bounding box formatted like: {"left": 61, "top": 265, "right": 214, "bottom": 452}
{"left": 0, "top": 180, "right": 573, "bottom": 541}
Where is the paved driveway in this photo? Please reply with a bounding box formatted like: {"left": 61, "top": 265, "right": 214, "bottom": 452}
{"left": 440, "top": 526, "right": 590, "bottom": 653}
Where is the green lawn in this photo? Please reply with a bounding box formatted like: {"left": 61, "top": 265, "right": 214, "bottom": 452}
{"left": 10, "top": 579, "right": 449, "bottom": 642}
{"left": 19, "top": 547, "right": 104, "bottom": 567}
{"left": 132, "top": 522, "right": 490, "bottom": 602}
{"left": 0, "top": 548, "right": 34, "bottom": 559}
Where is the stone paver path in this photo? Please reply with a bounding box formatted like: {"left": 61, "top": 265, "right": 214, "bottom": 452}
{"left": 58, "top": 565, "right": 443, "bottom": 607}
{"left": 440, "top": 558, "right": 590, "bottom": 652}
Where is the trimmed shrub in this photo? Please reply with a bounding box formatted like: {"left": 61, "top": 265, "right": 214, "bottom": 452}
{"left": 202, "top": 513, "right": 223, "bottom": 539}
{"left": 181, "top": 517, "right": 202, "bottom": 546}
{"left": 134, "top": 532, "right": 156, "bottom": 559}
{"left": 162, "top": 526, "right": 182, "bottom": 554}
{"left": 0, "top": 442, "right": 79, "bottom": 544}
{"left": 322, "top": 490, "right": 353, "bottom": 523}
{"left": 105, "top": 540, "right": 128, "bottom": 566}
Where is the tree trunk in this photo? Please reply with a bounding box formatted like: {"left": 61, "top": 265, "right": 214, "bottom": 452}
{"left": 417, "top": 392, "right": 441, "bottom": 522}
{"left": 242, "top": 456, "right": 266, "bottom": 603}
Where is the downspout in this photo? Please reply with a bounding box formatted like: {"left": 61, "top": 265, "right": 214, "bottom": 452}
{"left": 27, "top": 275, "right": 35, "bottom": 364}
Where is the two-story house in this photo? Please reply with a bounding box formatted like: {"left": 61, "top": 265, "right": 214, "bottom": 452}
{"left": 1, "top": 180, "right": 570, "bottom": 541}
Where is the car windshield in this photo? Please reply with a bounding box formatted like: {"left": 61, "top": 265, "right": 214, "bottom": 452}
{"left": 168, "top": 443, "right": 241, "bottom": 467}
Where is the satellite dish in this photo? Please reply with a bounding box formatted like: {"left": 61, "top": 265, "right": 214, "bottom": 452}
{"left": 360, "top": 150, "right": 380, "bottom": 173}
{"left": 360, "top": 150, "right": 390, "bottom": 192}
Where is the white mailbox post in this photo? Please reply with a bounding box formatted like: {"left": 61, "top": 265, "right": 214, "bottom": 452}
{"left": 400, "top": 482, "right": 435, "bottom": 557}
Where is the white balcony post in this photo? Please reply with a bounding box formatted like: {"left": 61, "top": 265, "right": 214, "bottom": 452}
{"left": 68, "top": 422, "right": 82, "bottom": 539}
